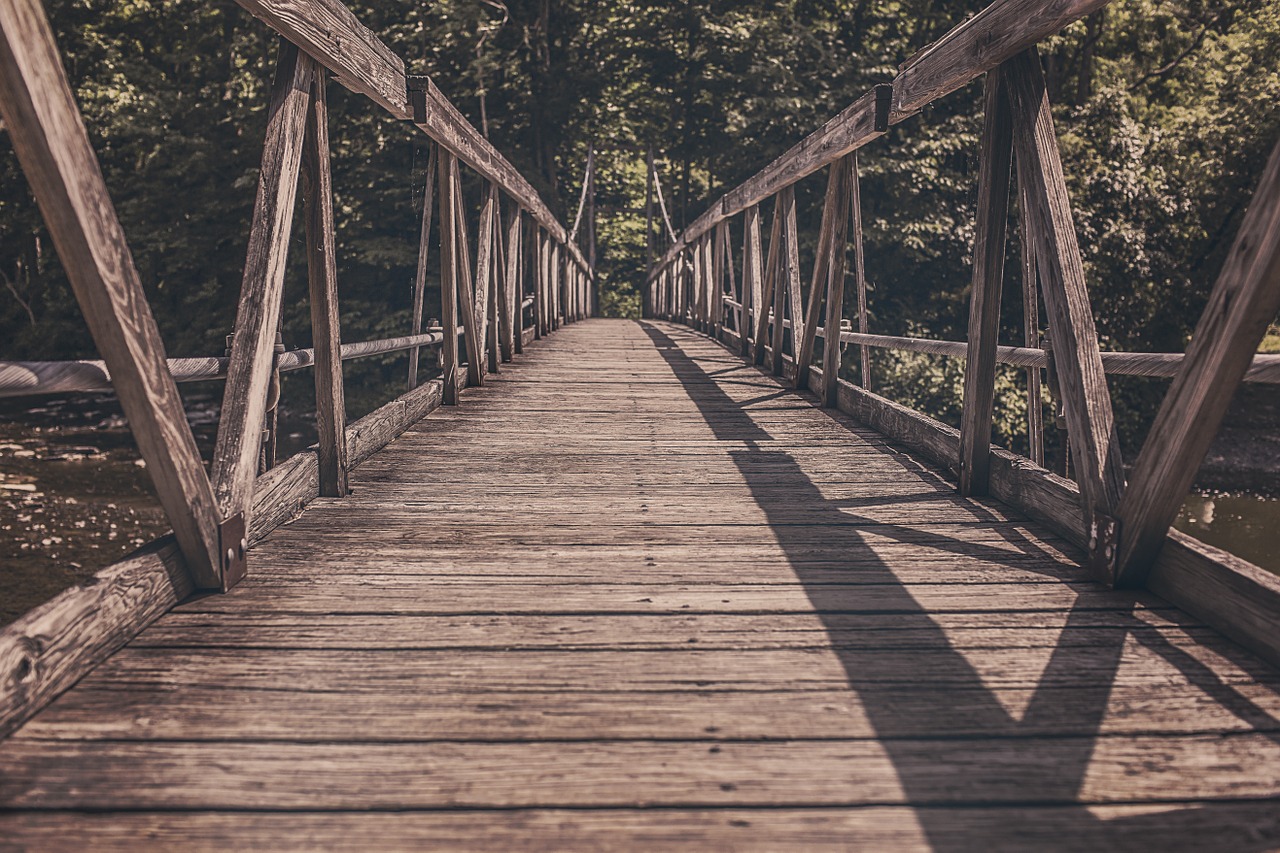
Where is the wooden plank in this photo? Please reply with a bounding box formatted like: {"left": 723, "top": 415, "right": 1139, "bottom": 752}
{"left": 891, "top": 0, "right": 1111, "bottom": 123}
{"left": 1018, "top": 156, "right": 1045, "bottom": 465}
{"left": 496, "top": 196, "right": 515, "bottom": 364}
{"left": 958, "top": 65, "right": 1014, "bottom": 497}
{"left": 6, "top": 804, "right": 1280, "bottom": 852}
{"left": 796, "top": 163, "right": 844, "bottom": 389}
{"left": 212, "top": 42, "right": 314, "bottom": 526}
{"left": 0, "top": 0, "right": 221, "bottom": 587}
{"left": 1114, "top": 137, "right": 1280, "bottom": 586}
{"left": 407, "top": 143, "right": 438, "bottom": 390}
{"left": 474, "top": 182, "right": 498, "bottom": 374}
{"left": 301, "top": 68, "right": 348, "bottom": 499}
{"left": 713, "top": 223, "right": 727, "bottom": 334}
{"left": 4, "top": 734, "right": 1280, "bottom": 809}
{"left": 851, "top": 153, "right": 871, "bottom": 390}
{"left": 1004, "top": 48, "right": 1124, "bottom": 542}
{"left": 782, "top": 186, "right": 804, "bottom": 376}
{"left": 437, "top": 150, "right": 461, "bottom": 405}
{"left": 449, "top": 156, "right": 484, "bottom": 387}
{"left": 822, "top": 155, "right": 854, "bottom": 406}
{"left": 743, "top": 204, "right": 763, "bottom": 358}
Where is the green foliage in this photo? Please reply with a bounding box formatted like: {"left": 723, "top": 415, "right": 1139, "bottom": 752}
{"left": 0, "top": 0, "right": 1276, "bottom": 446}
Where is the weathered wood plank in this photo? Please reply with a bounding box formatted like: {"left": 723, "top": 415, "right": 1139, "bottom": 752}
{"left": 0, "top": 0, "right": 222, "bottom": 589}
{"left": 407, "top": 143, "right": 438, "bottom": 389}
{"left": 1114, "top": 137, "right": 1280, "bottom": 586}
{"left": 958, "top": 65, "right": 1014, "bottom": 496}
{"left": 437, "top": 150, "right": 462, "bottom": 404}
{"left": 1005, "top": 48, "right": 1124, "bottom": 543}
{"left": 795, "top": 163, "right": 843, "bottom": 389}
{"left": 301, "top": 68, "right": 348, "bottom": 498}
{"left": 212, "top": 42, "right": 315, "bottom": 527}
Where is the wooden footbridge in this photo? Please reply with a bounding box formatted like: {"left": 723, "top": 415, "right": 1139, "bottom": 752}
{"left": 3, "top": 0, "right": 1280, "bottom": 849}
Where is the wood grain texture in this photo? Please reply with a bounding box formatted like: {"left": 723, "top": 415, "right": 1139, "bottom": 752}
{"left": 301, "top": 69, "right": 348, "bottom": 498}
{"left": 822, "top": 155, "right": 854, "bottom": 406}
{"left": 407, "top": 143, "right": 437, "bottom": 390}
{"left": 742, "top": 204, "right": 764, "bottom": 358}
{"left": 436, "top": 150, "right": 461, "bottom": 404}
{"left": 1005, "top": 48, "right": 1124, "bottom": 533}
{"left": 449, "top": 157, "right": 485, "bottom": 387}
{"left": 1115, "top": 137, "right": 1280, "bottom": 586}
{"left": 959, "top": 65, "right": 1014, "bottom": 496}
{"left": 6, "top": 320, "right": 1280, "bottom": 851}
{"left": 0, "top": 0, "right": 221, "bottom": 588}
{"left": 795, "top": 163, "right": 843, "bottom": 389}
{"left": 212, "top": 42, "right": 314, "bottom": 526}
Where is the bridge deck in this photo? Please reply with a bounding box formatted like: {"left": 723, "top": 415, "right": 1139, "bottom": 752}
{"left": 4, "top": 320, "right": 1280, "bottom": 849}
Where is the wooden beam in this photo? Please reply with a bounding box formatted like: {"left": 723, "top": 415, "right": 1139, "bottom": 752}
{"left": 743, "top": 205, "right": 763, "bottom": 358}
{"left": 650, "top": 0, "right": 1113, "bottom": 276}
{"left": 301, "top": 68, "right": 348, "bottom": 499}
{"left": 212, "top": 42, "right": 314, "bottom": 538}
{"left": 754, "top": 198, "right": 785, "bottom": 366}
{"left": 437, "top": 150, "right": 461, "bottom": 405}
{"left": 407, "top": 143, "right": 438, "bottom": 390}
{"left": 1018, "top": 157, "right": 1045, "bottom": 466}
{"left": 0, "top": 0, "right": 222, "bottom": 587}
{"left": 852, "top": 155, "right": 871, "bottom": 391}
{"left": 821, "top": 155, "right": 854, "bottom": 407}
{"left": 473, "top": 182, "right": 498, "bottom": 373}
{"left": 449, "top": 157, "right": 484, "bottom": 387}
{"left": 1114, "top": 137, "right": 1280, "bottom": 587}
{"left": 795, "top": 164, "right": 844, "bottom": 389}
{"left": 958, "top": 65, "right": 1015, "bottom": 497}
{"left": 487, "top": 192, "right": 503, "bottom": 374}
{"left": 498, "top": 203, "right": 519, "bottom": 362}
{"left": 1005, "top": 48, "right": 1124, "bottom": 554}
{"left": 781, "top": 186, "right": 803, "bottom": 376}
{"left": 891, "top": 0, "right": 1111, "bottom": 123}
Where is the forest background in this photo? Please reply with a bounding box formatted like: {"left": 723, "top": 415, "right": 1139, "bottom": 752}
{"left": 1, "top": 0, "right": 1278, "bottom": 457}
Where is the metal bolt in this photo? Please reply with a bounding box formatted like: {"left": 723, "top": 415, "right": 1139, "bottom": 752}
{"left": 225, "top": 547, "right": 235, "bottom": 566}
{"left": 239, "top": 538, "right": 248, "bottom": 558}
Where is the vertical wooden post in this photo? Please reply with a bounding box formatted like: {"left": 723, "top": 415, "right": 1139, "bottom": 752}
{"left": 533, "top": 229, "right": 546, "bottom": 338}
{"left": 0, "top": 0, "right": 223, "bottom": 587}
{"left": 301, "top": 68, "right": 347, "bottom": 499}
{"left": 407, "top": 143, "right": 437, "bottom": 390}
{"left": 449, "top": 159, "right": 484, "bottom": 387}
{"left": 487, "top": 193, "right": 503, "bottom": 374}
{"left": 500, "top": 204, "right": 519, "bottom": 361}
{"left": 852, "top": 154, "right": 871, "bottom": 391}
{"left": 713, "top": 224, "right": 727, "bottom": 336}
{"left": 796, "top": 164, "right": 844, "bottom": 389}
{"left": 212, "top": 43, "right": 314, "bottom": 534}
{"left": 723, "top": 221, "right": 738, "bottom": 335}
{"left": 822, "top": 155, "right": 855, "bottom": 407}
{"left": 513, "top": 214, "right": 526, "bottom": 354}
{"left": 754, "top": 197, "right": 784, "bottom": 366}
{"left": 1018, "top": 163, "right": 1045, "bottom": 467}
{"left": 958, "top": 65, "right": 1015, "bottom": 497}
{"left": 437, "top": 150, "right": 461, "bottom": 404}
{"left": 782, "top": 186, "right": 804, "bottom": 370}
{"left": 645, "top": 149, "right": 655, "bottom": 317}
{"left": 474, "top": 182, "right": 498, "bottom": 373}
{"left": 743, "top": 205, "right": 763, "bottom": 358}
{"left": 1006, "top": 48, "right": 1124, "bottom": 556}
{"left": 1114, "top": 137, "right": 1280, "bottom": 587}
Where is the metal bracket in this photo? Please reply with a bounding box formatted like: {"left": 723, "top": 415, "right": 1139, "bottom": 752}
{"left": 874, "top": 84, "right": 894, "bottom": 132}
{"left": 218, "top": 512, "right": 248, "bottom": 591}
{"left": 406, "top": 75, "right": 430, "bottom": 123}
{"left": 1087, "top": 511, "right": 1119, "bottom": 583}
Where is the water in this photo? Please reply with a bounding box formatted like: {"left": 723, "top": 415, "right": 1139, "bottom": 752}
{"left": 1176, "top": 492, "right": 1280, "bottom": 575}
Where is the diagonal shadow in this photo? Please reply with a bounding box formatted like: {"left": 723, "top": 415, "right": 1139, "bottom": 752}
{"left": 638, "top": 320, "right": 1280, "bottom": 852}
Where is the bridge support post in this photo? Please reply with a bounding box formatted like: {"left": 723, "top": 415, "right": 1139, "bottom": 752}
{"left": 438, "top": 150, "right": 462, "bottom": 405}
{"left": 1005, "top": 48, "right": 1124, "bottom": 577}
{"left": 821, "top": 154, "right": 858, "bottom": 407}
{"left": 0, "top": 0, "right": 224, "bottom": 588}
{"left": 743, "top": 205, "right": 763, "bottom": 359}
{"left": 958, "top": 64, "right": 1014, "bottom": 497}
{"left": 1113, "top": 137, "right": 1280, "bottom": 587}
{"left": 408, "top": 143, "right": 438, "bottom": 391}
{"left": 301, "top": 68, "right": 348, "bottom": 498}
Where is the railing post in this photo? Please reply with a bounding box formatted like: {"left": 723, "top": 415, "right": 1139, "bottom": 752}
{"left": 754, "top": 195, "right": 784, "bottom": 366}
{"left": 852, "top": 154, "right": 872, "bottom": 391}
{"left": 301, "top": 68, "right": 348, "bottom": 498}
{"left": 958, "top": 63, "right": 1015, "bottom": 497}
{"left": 1005, "top": 48, "right": 1124, "bottom": 576}
{"left": 796, "top": 163, "right": 846, "bottom": 389}
{"left": 821, "top": 154, "right": 856, "bottom": 407}
{"left": 1018, "top": 159, "right": 1045, "bottom": 466}
{"left": 211, "top": 41, "right": 315, "bottom": 578}
{"left": 407, "top": 143, "right": 438, "bottom": 391}
{"left": 0, "top": 0, "right": 223, "bottom": 588}
{"left": 1113, "top": 137, "right": 1280, "bottom": 588}
{"left": 743, "top": 204, "right": 763, "bottom": 359}
{"left": 437, "top": 150, "right": 461, "bottom": 405}
{"left": 499, "top": 204, "right": 519, "bottom": 362}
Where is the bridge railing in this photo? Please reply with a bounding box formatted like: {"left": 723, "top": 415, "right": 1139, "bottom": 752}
{"left": 0, "top": 0, "right": 590, "bottom": 736}
{"left": 648, "top": 0, "right": 1280, "bottom": 669}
